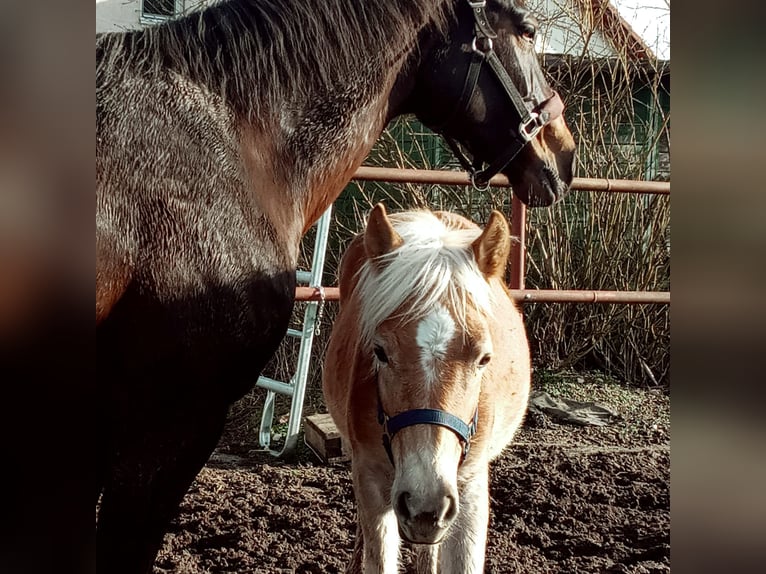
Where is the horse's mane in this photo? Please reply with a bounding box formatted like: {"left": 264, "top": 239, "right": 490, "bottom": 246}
{"left": 96, "top": 0, "right": 453, "bottom": 120}
{"left": 354, "top": 210, "right": 493, "bottom": 349}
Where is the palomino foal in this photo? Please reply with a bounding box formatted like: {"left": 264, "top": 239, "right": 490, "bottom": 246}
{"left": 323, "top": 204, "right": 531, "bottom": 573}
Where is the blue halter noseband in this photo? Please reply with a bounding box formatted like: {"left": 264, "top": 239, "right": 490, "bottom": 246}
{"left": 377, "top": 386, "right": 479, "bottom": 467}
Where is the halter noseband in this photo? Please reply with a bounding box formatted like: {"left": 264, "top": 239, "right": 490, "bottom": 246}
{"left": 438, "top": 0, "right": 565, "bottom": 190}
{"left": 377, "top": 386, "right": 479, "bottom": 467}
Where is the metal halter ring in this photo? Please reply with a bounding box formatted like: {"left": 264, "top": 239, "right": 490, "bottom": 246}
{"left": 470, "top": 171, "right": 491, "bottom": 192}
{"left": 471, "top": 36, "right": 493, "bottom": 54}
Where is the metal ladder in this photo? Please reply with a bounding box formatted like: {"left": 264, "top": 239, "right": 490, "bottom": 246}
{"left": 255, "top": 205, "right": 332, "bottom": 457}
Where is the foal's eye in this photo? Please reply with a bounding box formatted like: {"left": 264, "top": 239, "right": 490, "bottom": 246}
{"left": 478, "top": 354, "right": 492, "bottom": 368}
{"left": 374, "top": 345, "right": 389, "bottom": 364}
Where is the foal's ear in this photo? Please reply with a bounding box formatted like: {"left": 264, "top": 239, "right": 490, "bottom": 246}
{"left": 472, "top": 210, "right": 511, "bottom": 278}
{"left": 365, "top": 203, "right": 403, "bottom": 263}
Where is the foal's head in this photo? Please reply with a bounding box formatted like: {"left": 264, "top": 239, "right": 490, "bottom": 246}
{"left": 356, "top": 204, "right": 511, "bottom": 544}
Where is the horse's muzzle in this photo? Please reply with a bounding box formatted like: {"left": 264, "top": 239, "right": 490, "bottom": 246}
{"left": 509, "top": 161, "right": 571, "bottom": 207}
{"left": 394, "top": 489, "right": 458, "bottom": 544}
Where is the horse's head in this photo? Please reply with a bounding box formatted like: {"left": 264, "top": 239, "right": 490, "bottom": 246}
{"left": 395, "top": 0, "right": 575, "bottom": 206}
{"left": 358, "top": 204, "right": 511, "bottom": 544}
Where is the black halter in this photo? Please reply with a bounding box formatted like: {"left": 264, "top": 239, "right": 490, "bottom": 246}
{"left": 377, "top": 384, "right": 479, "bottom": 467}
{"left": 437, "top": 0, "right": 565, "bottom": 191}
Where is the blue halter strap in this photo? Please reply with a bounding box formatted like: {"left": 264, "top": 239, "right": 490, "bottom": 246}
{"left": 377, "top": 392, "right": 479, "bottom": 467}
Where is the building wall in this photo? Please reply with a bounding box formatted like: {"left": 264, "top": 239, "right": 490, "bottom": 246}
{"left": 528, "top": 0, "right": 618, "bottom": 58}
{"left": 96, "top": 0, "right": 144, "bottom": 33}
{"left": 96, "top": 0, "right": 213, "bottom": 34}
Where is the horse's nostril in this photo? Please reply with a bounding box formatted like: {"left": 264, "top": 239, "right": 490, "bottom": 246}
{"left": 395, "top": 491, "right": 412, "bottom": 520}
{"left": 444, "top": 494, "right": 458, "bottom": 523}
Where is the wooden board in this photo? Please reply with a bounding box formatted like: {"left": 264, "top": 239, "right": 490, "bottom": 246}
{"left": 303, "top": 413, "right": 350, "bottom": 464}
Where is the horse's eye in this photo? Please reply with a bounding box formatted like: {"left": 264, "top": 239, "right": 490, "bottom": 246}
{"left": 521, "top": 24, "right": 536, "bottom": 41}
{"left": 478, "top": 354, "right": 492, "bottom": 368}
{"left": 374, "top": 345, "right": 389, "bottom": 364}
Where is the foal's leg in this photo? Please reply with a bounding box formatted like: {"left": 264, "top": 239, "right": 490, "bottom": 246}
{"left": 439, "top": 466, "right": 491, "bottom": 574}
{"left": 346, "top": 522, "right": 364, "bottom": 574}
{"left": 96, "top": 399, "right": 228, "bottom": 574}
{"left": 351, "top": 454, "right": 400, "bottom": 574}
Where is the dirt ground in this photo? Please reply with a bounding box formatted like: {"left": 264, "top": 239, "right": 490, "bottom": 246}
{"left": 154, "top": 372, "right": 669, "bottom": 573}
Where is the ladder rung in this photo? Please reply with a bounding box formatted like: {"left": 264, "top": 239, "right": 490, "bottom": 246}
{"left": 256, "top": 376, "right": 294, "bottom": 397}
{"left": 286, "top": 328, "right": 303, "bottom": 338}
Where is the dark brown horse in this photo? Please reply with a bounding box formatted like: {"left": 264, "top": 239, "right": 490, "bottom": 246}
{"left": 96, "top": 1, "right": 575, "bottom": 572}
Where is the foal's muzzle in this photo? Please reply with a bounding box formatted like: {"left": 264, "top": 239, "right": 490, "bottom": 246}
{"left": 393, "top": 470, "right": 459, "bottom": 544}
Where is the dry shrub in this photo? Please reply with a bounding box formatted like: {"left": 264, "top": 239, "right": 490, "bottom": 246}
{"left": 522, "top": 49, "right": 670, "bottom": 386}
{"left": 525, "top": 190, "right": 669, "bottom": 385}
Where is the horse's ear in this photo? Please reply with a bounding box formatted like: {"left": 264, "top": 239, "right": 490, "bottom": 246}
{"left": 364, "top": 203, "right": 402, "bottom": 263}
{"left": 472, "top": 210, "right": 511, "bottom": 278}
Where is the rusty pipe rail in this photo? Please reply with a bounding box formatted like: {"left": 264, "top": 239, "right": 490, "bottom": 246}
{"left": 301, "top": 166, "right": 670, "bottom": 306}
{"left": 295, "top": 287, "right": 669, "bottom": 305}
{"left": 352, "top": 166, "right": 670, "bottom": 195}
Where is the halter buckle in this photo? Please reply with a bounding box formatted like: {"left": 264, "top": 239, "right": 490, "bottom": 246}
{"left": 471, "top": 36, "right": 493, "bottom": 54}
{"left": 519, "top": 112, "right": 544, "bottom": 142}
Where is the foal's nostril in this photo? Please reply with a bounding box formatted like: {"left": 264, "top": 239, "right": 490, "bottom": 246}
{"left": 395, "top": 491, "right": 412, "bottom": 520}
{"left": 443, "top": 494, "right": 458, "bottom": 523}
{"left": 431, "top": 494, "right": 457, "bottom": 527}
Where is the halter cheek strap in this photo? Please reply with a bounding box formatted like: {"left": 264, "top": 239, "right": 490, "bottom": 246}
{"left": 377, "top": 392, "right": 479, "bottom": 467}
{"left": 444, "top": 91, "right": 564, "bottom": 190}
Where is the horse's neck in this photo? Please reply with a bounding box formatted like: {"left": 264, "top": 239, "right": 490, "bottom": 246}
{"left": 293, "top": 96, "right": 392, "bottom": 234}
{"left": 106, "top": 0, "right": 449, "bottom": 245}
{"left": 236, "top": 82, "right": 395, "bottom": 245}
{"left": 221, "top": 0, "right": 448, "bottom": 236}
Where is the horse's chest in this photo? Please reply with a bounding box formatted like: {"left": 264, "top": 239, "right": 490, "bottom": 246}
{"left": 99, "top": 261, "right": 296, "bottom": 405}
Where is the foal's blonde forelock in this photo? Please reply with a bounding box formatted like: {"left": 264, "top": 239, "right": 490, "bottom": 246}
{"left": 355, "top": 211, "right": 492, "bottom": 348}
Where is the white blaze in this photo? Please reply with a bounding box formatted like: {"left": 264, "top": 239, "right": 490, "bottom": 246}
{"left": 416, "top": 304, "right": 456, "bottom": 385}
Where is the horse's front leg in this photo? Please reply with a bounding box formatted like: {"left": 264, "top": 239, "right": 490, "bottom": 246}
{"left": 351, "top": 454, "right": 400, "bottom": 574}
{"left": 439, "top": 465, "right": 491, "bottom": 574}
{"left": 96, "top": 395, "right": 230, "bottom": 574}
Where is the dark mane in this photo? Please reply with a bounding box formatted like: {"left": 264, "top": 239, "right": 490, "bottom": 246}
{"left": 96, "top": 0, "right": 453, "bottom": 120}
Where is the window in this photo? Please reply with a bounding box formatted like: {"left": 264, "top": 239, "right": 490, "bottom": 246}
{"left": 141, "top": 0, "right": 183, "bottom": 23}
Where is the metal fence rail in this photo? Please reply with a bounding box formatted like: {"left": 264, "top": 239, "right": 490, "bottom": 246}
{"left": 352, "top": 166, "right": 670, "bottom": 195}
{"left": 295, "top": 166, "right": 670, "bottom": 305}
{"left": 295, "top": 287, "right": 670, "bottom": 304}
{"left": 276, "top": 167, "right": 668, "bottom": 457}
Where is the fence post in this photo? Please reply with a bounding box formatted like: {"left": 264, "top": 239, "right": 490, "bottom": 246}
{"left": 509, "top": 194, "right": 526, "bottom": 291}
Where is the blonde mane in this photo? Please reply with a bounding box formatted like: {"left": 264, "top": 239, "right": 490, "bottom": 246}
{"left": 355, "top": 210, "right": 493, "bottom": 348}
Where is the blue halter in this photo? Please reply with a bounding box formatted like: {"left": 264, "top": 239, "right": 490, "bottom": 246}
{"left": 377, "top": 387, "right": 479, "bottom": 467}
